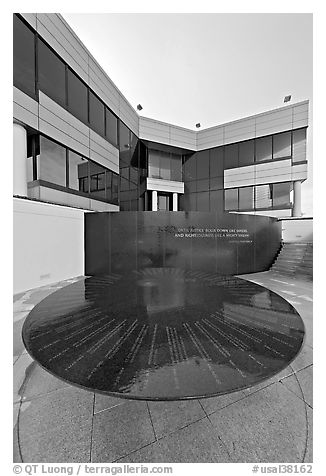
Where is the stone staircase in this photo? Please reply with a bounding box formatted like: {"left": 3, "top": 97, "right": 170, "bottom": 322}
{"left": 271, "top": 242, "right": 313, "bottom": 281}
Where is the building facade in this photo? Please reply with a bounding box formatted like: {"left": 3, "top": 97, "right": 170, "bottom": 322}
{"left": 14, "top": 13, "right": 309, "bottom": 219}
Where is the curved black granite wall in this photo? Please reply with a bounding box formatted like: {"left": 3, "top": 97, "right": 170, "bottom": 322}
{"left": 85, "top": 211, "right": 281, "bottom": 276}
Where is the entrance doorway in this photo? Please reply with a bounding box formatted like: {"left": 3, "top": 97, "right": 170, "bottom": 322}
{"left": 157, "top": 193, "right": 171, "bottom": 211}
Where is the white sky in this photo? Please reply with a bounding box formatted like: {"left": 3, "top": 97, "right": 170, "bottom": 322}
{"left": 63, "top": 13, "right": 313, "bottom": 215}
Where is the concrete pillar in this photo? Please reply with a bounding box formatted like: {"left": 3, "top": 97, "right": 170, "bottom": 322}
{"left": 152, "top": 190, "right": 158, "bottom": 211}
{"left": 173, "top": 193, "right": 178, "bottom": 211}
{"left": 292, "top": 181, "right": 302, "bottom": 217}
{"left": 13, "top": 122, "right": 28, "bottom": 196}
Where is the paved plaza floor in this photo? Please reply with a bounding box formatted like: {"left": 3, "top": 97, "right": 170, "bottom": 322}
{"left": 13, "top": 271, "right": 313, "bottom": 463}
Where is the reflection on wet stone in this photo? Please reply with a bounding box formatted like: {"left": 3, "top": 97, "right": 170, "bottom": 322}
{"left": 22, "top": 269, "right": 305, "bottom": 400}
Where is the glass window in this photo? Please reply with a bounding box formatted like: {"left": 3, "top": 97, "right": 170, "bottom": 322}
{"left": 89, "top": 161, "right": 106, "bottom": 199}
{"left": 196, "top": 179, "right": 209, "bottom": 192}
{"left": 89, "top": 92, "right": 105, "bottom": 137}
{"left": 273, "top": 132, "right": 291, "bottom": 159}
{"left": 292, "top": 129, "right": 307, "bottom": 163}
{"left": 37, "top": 136, "right": 66, "bottom": 186}
{"left": 239, "top": 187, "right": 254, "bottom": 210}
{"left": 183, "top": 154, "right": 197, "bottom": 181}
{"left": 112, "top": 174, "right": 119, "bottom": 203}
{"left": 148, "top": 150, "right": 160, "bottom": 178}
{"left": 184, "top": 181, "right": 197, "bottom": 193}
{"left": 196, "top": 150, "right": 209, "bottom": 179}
{"left": 210, "top": 190, "right": 223, "bottom": 212}
{"left": 105, "top": 108, "right": 118, "bottom": 147}
{"left": 273, "top": 182, "right": 291, "bottom": 207}
{"left": 196, "top": 192, "right": 210, "bottom": 211}
{"left": 255, "top": 136, "right": 272, "bottom": 162}
{"left": 225, "top": 188, "right": 238, "bottom": 210}
{"left": 67, "top": 69, "right": 88, "bottom": 124}
{"left": 68, "top": 150, "right": 88, "bottom": 192}
{"left": 224, "top": 144, "right": 239, "bottom": 169}
{"left": 38, "top": 39, "right": 66, "bottom": 107}
{"left": 119, "top": 121, "right": 131, "bottom": 166}
{"left": 209, "top": 147, "right": 224, "bottom": 177}
{"left": 160, "top": 152, "right": 170, "bottom": 180}
{"left": 13, "top": 15, "right": 36, "bottom": 97}
{"left": 255, "top": 185, "right": 272, "bottom": 209}
{"left": 209, "top": 176, "right": 223, "bottom": 190}
{"left": 239, "top": 140, "right": 254, "bottom": 166}
{"left": 170, "top": 153, "right": 182, "bottom": 181}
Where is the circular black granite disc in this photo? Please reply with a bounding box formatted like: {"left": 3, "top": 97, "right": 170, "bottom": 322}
{"left": 22, "top": 269, "right": 305, "bottom": 400}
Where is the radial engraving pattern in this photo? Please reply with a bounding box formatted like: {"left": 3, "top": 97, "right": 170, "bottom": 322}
{"left": 22, "top": 269, "right": 305, "bottom": 400}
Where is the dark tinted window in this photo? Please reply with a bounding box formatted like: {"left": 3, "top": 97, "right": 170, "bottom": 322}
{"left": 13, "top": 15, "right": 36, "bottom": 97}
{"left": 224, "top": 144, "right": 239, "bottom": 169}
{"left": 89, "top": 161, "right": 106, "bottom": 199}
{"left": 292, "top": 129, "right": 307, "bottom": 163}
{"left": 38, "top": 39, "right": 66, "bottom": 107}
{"left": 119, "top": 121, "right": 131, "bottom": 166}
{"left": 209, "top": 176, "right": 223, "bottom": 190}
{"left": 255, "top": 136, "right": 272, "bottom": 162}
{"left": 273, "top": 182, "right": 291, "bottom": 207}
{"left": 105, "top": 108, "right": 118, "bottom": 147}
{"left": 37, "top": 136, "right": 66, "bottom": 186}
{"left": 160, "top": 152, "right": 170, "bottom": 180}
{"left": 170, "top": 153, "right": 182, "bottom": 181}
{"left": 196, "top": 179, "right": 209, "bottom": 192}
{"left": 89, "top": 91, "right": 105, "bottom": 137}
{"left": 239, "top": 187, "right": 254, "bottom": 210}
{"left": 255, "top": 184, "right": 272, "bottom": 209}
{"left": 225, "top": 188, "right": 238, "bottom": 210}
{"left": 196, "top": 192, "right": 210, "bottom": 211}
{"left": 68, "top": 150, "right": 88, "bottom": 191}
{"left": 184, "top": 154, "right": 197, "bottom": 181}
{"left": 209, "top": 147, "right": 224, "bottom": 177}
{"left": 148, "top": 150, "right": 160, "bottom": 179}
{"left": 273, "top": 132, "right": 291, "bottom": 159}
{"left": 210, "top": 190, "right": 223, "bottom": 212}
{"left": 67, "top": 69, "right": 88, "bottom": 123}
{"left": 239, "top": 140, "right": 254, "bottom": 166}
{"left": 196, "top": 150, "right": 209, "bottom": 179}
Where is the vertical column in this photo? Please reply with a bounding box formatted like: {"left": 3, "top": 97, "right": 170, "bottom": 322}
{"left": 173, "top": 193, "right": 178, "bottom": 211}
{"left": 13, "top": 122, "right": 28, "bottom": 196}
{"left": 292, "top": 181, "right": 302, "bottom": 217}
{"left": 152, "top": 190, "right": 158, "bottom": 211}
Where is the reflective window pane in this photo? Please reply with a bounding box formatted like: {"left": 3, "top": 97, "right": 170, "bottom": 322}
{"left": 239, "top": 186, "right": 254, "bottom": 210}
{"left": 148, "top": 150, "right": 160, "bottom": 179}
{"left": 37, "top": 136, "right": 66, "bottom": 186}
{"left": 273, "top": 132, "right": 291, "bottom": 159}
{"left": 170, "top": 153, "right": 182, "bottom": 181}
{"left": 183, "top": 154, "right": 197, "bottom": 181}
{"left": 239, "top": 140, "right": 254, "bottom": 166}
{"left": 196, "top": 150, "right": 209, "bottom": 179}
{"left": 89, "top": 91, "right": 105, "bottom": 137}
{"left": 38, "top": 39, "right": 66, "bottom": 107}
{"left": 209, "top": 147, "right": 224, "bottom": 177}
{"left": 196, "top": 179, "right": 209, "bottom": 192}
{"left": 160, "top": 152, "right": 170, "bottom": 180}
{"left": 255, "top": 136, "right": 272, "bottom": 162}
{"left": 119, "top": 121, "right": 131, "bottom": 166}
{"left": 68, "top": 151, "right": 88, "bottom": 192}
{"left": 224, "top": 144, "right": 239, "bottom": 169}
{"left": 13, "top": 15, "right": 36, "bottom": 97}
{"left": 105, "top": 108, "right": 118, "bottom": 147}
{"left": 209, "top": 176, "right": 223, "bottom": 190}
{"left": 89, "top": 162, "right": 106, "bottom": 199}
{"left": 255, "top": 185, "right": 272, "bottom": 209}
{"left": 225, "top": 189, "right": 238, "bottom": 210}
{"left": 196, "top": 192, "right": 210, "bottom": 211}
{"left": 67, "top": 69, "right": 88, "bottom": 124}
{"left": 292, "top": 129, "right": 307, "bottom": 163}
{"left": 273, "top": 182, "right": 291, "bottom": 207}
{"left": 210, "top": 190, "right": 223, "bottom": 212}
